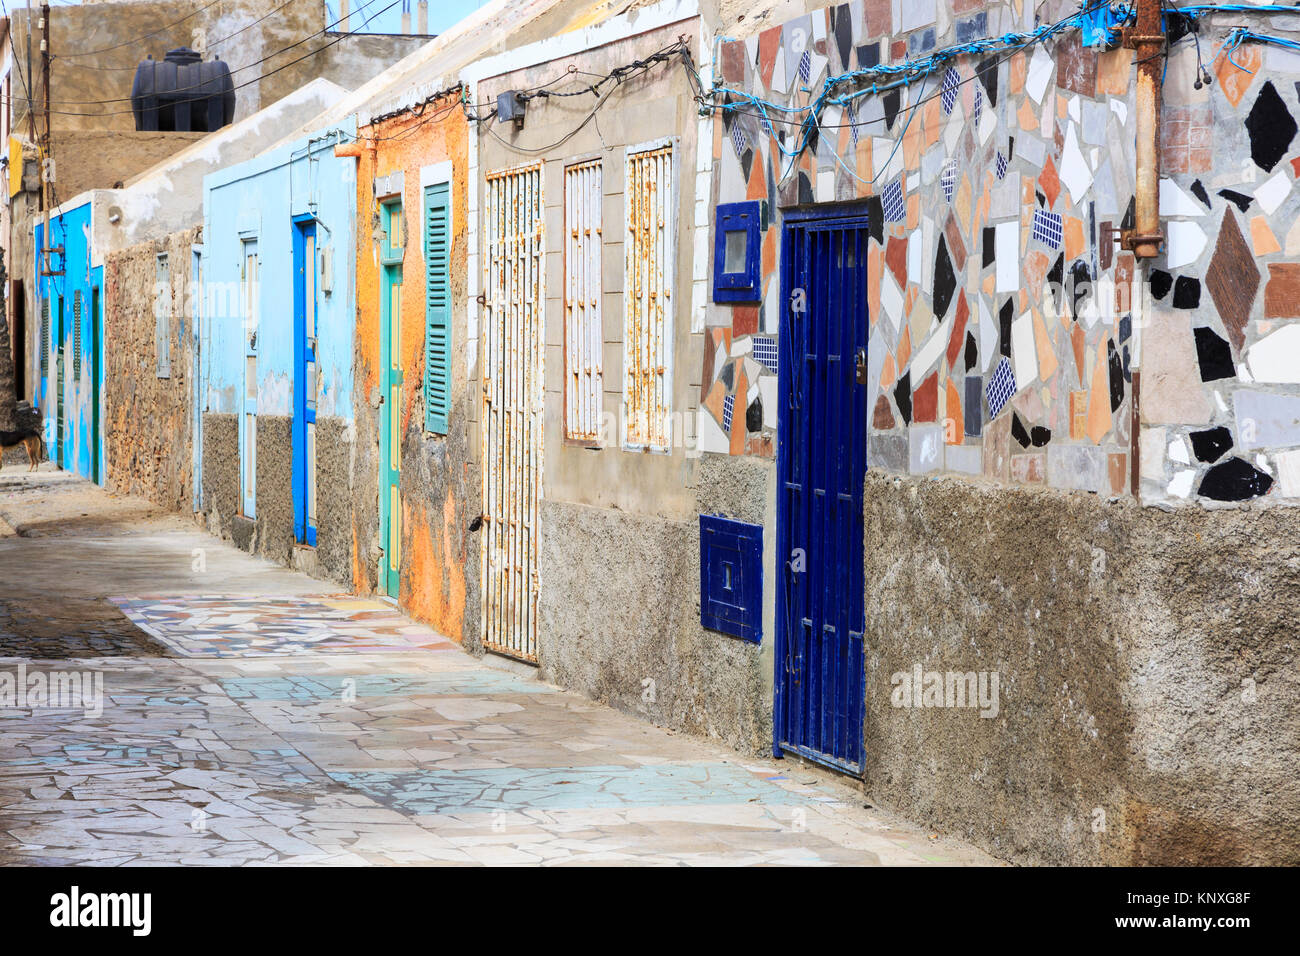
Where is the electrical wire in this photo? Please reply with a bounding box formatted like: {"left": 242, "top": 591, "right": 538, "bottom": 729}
{"left": 0, "top": 0, "right": 407, "bottom": 117}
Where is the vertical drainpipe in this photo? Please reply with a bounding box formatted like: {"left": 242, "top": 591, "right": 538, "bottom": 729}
{"left": 1124, "top": 0, "right": 1166, "bottom": 259}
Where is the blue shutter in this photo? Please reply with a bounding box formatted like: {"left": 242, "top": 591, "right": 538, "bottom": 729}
{"left": 424, "top": 182, "right": 451, "bottom": 434}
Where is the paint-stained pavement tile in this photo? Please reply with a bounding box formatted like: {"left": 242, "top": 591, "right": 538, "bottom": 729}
{"left": 1, "top": 475, "right": 996, "bottom": 867}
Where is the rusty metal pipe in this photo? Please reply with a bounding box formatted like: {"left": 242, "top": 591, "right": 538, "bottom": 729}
{"left": 1125, "top": 0, "right": 1166, "bottom": 259}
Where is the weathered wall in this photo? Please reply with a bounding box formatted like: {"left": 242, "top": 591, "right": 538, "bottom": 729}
{"left": 50, "top": 131, "right": 206, "bottom": 200}
{"left": 864, "top": 471, "right": 1300, "bottom": 866}
{"left": 103, "top": 225, "right": 200, "bottom": 509}
{"left": 200, "top": 115, "right": 359, "bottom": 586}
{"left": 352, "top": 94, "right": 477, "bottom": 643}
{"left": 9, "top": 0, "right": 429, "bottom": 134}
{"left": 539, "top": 452, "right": 774, "bottom": 753}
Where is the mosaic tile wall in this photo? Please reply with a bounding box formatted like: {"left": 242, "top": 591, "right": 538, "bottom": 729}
{"left": 698, "top": 0, "right": 1300, "bottom": 507}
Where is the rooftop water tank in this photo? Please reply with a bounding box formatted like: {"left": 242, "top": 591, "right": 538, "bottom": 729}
{"left": 131, "top": 47, "right": 235, "bottom": 133}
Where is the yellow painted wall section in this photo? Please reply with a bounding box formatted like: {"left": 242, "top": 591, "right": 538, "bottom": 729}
{"left": 354, "top": 94, "right": 473, "bottom": 643}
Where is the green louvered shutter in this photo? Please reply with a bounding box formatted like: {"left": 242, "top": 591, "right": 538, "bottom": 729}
{"left": 73, "top": 291, "right": 82, "bottom": 379}
{"left": 424, "top": 182, "right": 451, "bottom": 434}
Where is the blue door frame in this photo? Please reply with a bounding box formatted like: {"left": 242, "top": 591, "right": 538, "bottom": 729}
{"left": 774, "top": 205, "right": 870, "bottom": 776}
{"left": 292, "top": 218, "right": 318, "bottom": 546}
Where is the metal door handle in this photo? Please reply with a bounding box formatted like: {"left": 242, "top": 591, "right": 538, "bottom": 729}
{"left": 855, "top": 347, "right": 867, "bottom": 384}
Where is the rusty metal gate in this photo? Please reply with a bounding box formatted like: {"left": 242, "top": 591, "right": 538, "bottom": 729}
{"left": 623, "top": 140, "right": 674, "bottom": 451}
{"left": 563, "top": 159, "right": 602, "bottom": 443}
{"left": 481, "top": 163, "right": 544, "bottom": 662}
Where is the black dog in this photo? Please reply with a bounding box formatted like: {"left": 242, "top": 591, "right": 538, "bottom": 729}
{"left": 0, "top": 427, "right": 43, "bottom": 471}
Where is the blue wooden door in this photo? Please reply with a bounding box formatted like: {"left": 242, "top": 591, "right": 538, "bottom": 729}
{"left": 293, "top": 220, "right": 319, "bottom": 546}
{"left": 378, "top": 199, "right": 404, "bottom": 597}
{"left": 775, "top": 208, "right": 870, "bottom": 775}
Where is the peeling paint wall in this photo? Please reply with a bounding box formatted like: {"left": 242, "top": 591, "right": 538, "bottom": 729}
{"left": 352, "top": 94, "right": 477, "bottom": 644}
{"left": 103, "top": 226, "right": 201, "bottom": 509}
{"left": 200, "top": 118, "right": 359, "bottom": 584}
{"left": 470, "top": 12, "right": 775, "bottom": 749}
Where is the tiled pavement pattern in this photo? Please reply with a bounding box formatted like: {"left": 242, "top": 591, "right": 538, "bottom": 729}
{"left": 0, "top": 596, "right": 993, "bottom": 866}
{"left": 0, "top": 469, "right": 993, "bottom": 866}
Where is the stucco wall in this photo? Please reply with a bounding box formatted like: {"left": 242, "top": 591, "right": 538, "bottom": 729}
{"left": 864, "top": 470, "right": 1300, "bottom": 865}
{"left": 352, "top": 95, "right": 477, "bottom": 642}
{"left": 103, "top": 226, "right": 200, "bottom": 509}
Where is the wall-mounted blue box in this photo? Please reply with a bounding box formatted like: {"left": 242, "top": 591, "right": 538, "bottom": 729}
{"left": 700, "top": 514, "right": 763, "bottom": 643}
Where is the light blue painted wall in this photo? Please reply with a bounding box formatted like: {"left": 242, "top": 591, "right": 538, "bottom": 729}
{"left": 35, "top": 202, "right": 104, "bottom": 482}
{"left": 201, "top": 118, "right": 358, "bottom": 426}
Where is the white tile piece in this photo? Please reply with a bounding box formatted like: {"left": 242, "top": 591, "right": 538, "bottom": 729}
{"left": 910, "top": 316, "right": 953, "bottom": 379}
{"left": 1165, "top": 220, "right": 1207, "bottom": 269}
{"left": 996, "top": 222, "right": 1019, "bottom": 292}
{"left": 881, "top": 270, "right": 904, "bottom": 331}
{"left": 979, "top": 297, "right": 998, "bottom": 373}
{"left": 1247, "top": 323, "right": 1300, "bottom": 383}
{"left": 1168, "top": 438, "right": 1190, "bottom": 464}
{"left": 1168, "top": 469, "right": 1195, "bottom": 498}
{"left": 1255, "top": 170, "right": 1291, "bottom": 215}
{"left": 1011, "top": 311, "right": 1039, "bottom": 388}
{"left": 1025, "top": 46, "right": 1053, "bottom": 103}
{"left": 1059, "top": 124, "right": 1093, "bottom": 204}
{"left": 1159, "top": 178, "right": 1205, "bottom": 216}
{"left": 1274, "top": 449, "right": 1300, "bottom": 496}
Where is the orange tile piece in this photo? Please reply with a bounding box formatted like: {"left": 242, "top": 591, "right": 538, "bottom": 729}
{"left": 898, "top": 324, "right": 912, "bottom": 368}
{"left": 945, "top": 377, "right": 963, "bottom": 444}
{"left": 880, "top": 352, "right": 897, "bottom": 390}
{"left": 1251, "top": 215, "right": 1281, "bottom": 256}
{"left": 1064, "top": 216, "right": 1085, "bottom": 261}
{"left": 1086, "top": 337, "right": 1112, "bottom": 444}
{"left": 1033, "top": 310, "right": 1058, "bottom": 381}
{"left": 1214, "top": 41, "right": 1260, "bottom": 109}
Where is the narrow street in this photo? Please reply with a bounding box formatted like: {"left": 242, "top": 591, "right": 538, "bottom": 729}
{"left": 0, "top": 467, "right": 992, "bottom": 866}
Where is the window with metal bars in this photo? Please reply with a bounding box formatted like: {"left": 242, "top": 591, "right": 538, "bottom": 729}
{"left": 424, "top": 181, "right": 451, "bottom": 434}
{"left": 72, "top": 291, "right": 82, "bottom": 380}
{"left": 40, "top": 298, "right": 49, "bottom": 376}
{"left": 564, "top": 159, "right": 602, "bottom": 443}
{"left": 623, "top": 141, "right": 674, "bottom": 452}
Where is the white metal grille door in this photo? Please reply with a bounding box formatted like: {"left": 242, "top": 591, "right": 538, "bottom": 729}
{"left": 481, "top": 163, "right": 544, "bottom": 662}
{"left": 623, "top": 141, "right": 674, "bottom": 452}
{"left": 564, "top": 159, "right": 602, "bottom": 443}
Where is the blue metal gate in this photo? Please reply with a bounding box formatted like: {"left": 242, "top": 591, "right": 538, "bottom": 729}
{"left": 775, "top": 206, "right": 870, "bottom": 775}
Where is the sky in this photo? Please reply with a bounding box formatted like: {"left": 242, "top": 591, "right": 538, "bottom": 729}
{"left": 324, "top": 0, "right": 490, "bottom": 35}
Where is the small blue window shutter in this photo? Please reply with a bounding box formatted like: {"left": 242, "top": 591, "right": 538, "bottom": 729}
{"left": 424, "top": 182, "right": 451, "bottom": 434}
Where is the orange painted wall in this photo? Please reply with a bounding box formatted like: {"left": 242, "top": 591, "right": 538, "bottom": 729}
{"left": 352, "top": 92, "right": 475, "bottom": 644}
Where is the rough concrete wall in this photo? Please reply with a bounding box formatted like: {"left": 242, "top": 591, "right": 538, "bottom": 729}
{"left": 352, "top": 98, "right": 477, "bottom": 643}
{"left": 51, "top": 131, "right": 206, "bottom": 199}
{"left": 864, "top": 471, "right": 1300, "bottom": 865}
{"left": 200, "top": 412, "right": 238, "bottom": 538}
{"left": 103, "top": 226, "right": 200, "bottom": 511}
{"left": 199, "top": 411, "right": 353, "bottom": 587}
{"left": 12, "top": 1, "right": 428, "bottom": 134}
{"left": 538, "top": 453, "right": 773, "bottom": 754}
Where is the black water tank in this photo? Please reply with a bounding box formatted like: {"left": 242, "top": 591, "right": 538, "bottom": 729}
{"left": 131, "top": 47, "right": 235, "bottom": 133}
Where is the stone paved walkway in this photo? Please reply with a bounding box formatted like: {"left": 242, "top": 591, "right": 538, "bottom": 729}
{"left": 0, "top": 467, "right": 996, "bottom": 866}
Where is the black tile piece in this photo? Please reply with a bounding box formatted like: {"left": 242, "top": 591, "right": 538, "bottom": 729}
{"left": 1190, "top": 179, "right": 1211, "bottom": 208}
{"left": 1173, "top": 275, "right": 1201, "bottom": 309}
{"left": 1030, "top": 425, "right": 1051, "bottom": 447}
{"left": 1011, "top": 412, "right": 1031, "bottom": 448}
{"left": 746, "top": 396, "right": 763, "bottom": 433}
{"left": 1122, "top": 344, "right": 1132, "bottom": 382}
{"left": 977, "top": 56, "right": 999, "bottom": 107}
{"left": 797, "top": 171, "right": 814, "bottom": 205}
{"left": 1121, "top": 196, "right": 1136, "bottom": 231}
{"left": 866, "top": 195, "right": 884, "bottom": 244}
{"left": 1069, "top": 258, "right": 1091, "bottom": 318}
{"left": 1119, "top": 314, "right": 1132, "bottom": 342}
{"left": 1245, "top": 81, "right": 1297, "bottom": 173}
{"left": 1150, "top": 269, "right": 1173, "bottom": 300}
{"left": 933, "top": 236, "right": 956, "bottom": 320}
{"left": 999, "top": 299, "right": 1013, "bottom": 357}
{"left": 965, "top": 330, "right": 978, "bottom": 372}
{"left": 883, "top": 88, "right": 900, "bottom": 130}
{"left": 982, "top": 226, "right": 995, "bottom": 268}
{"left": 1218, "top": 188, "right": 1253, "bottom": 213}
{"left": 893, "top": 372, "right": 912, "bottom": 425}
{"left": 831, "top": 4, "right": 853, "bottom": 72}
{"left": 857, "top": 42, "right": 881, "bottom": 69}
{"left": 1198, "top": 457, "right": 1274, "bottom": 501}
{"left": 1193, "top": 326, "right": 1235, "bottom": 381}
{"left": 1189, "top": 426, "right": 1233, "bottom": 463}
{"left": 1107, "top": 338, "right": 1124, "bottom": 411}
